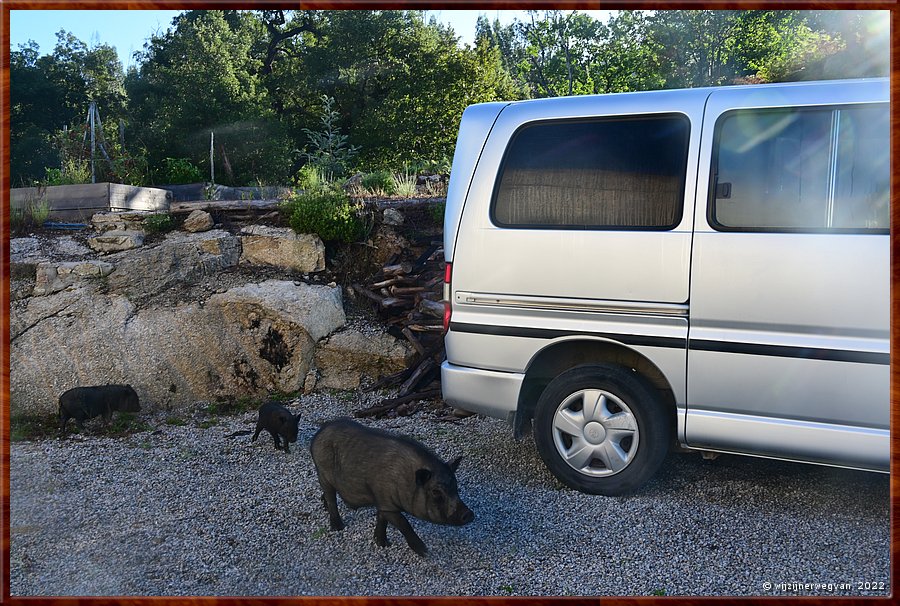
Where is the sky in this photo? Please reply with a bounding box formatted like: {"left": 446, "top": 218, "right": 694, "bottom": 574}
{"left": 9, "top": 9, "right": 612, "bottom": 70}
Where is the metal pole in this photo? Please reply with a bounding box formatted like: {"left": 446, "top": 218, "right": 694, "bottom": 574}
{"left": 210, "top": 131, "right": 215, "bottom": 184}
{"left": 90, "top": 101, "right": 96, "bottom": 183}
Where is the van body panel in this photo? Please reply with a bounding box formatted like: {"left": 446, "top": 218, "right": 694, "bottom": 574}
{"left": 685, "top": 410, "right": 889, "bottom": 470}
{"left": 440, "top": 361, "right": 524, "bottom": 420}
{"left": 451, "top": 90, "right": 707, "bottom": 305}
{"left": 444, "top": 102, "right": 510, "bottom": 261}
{"left": 685, "top": 79, "right": 889, "bottom": 467}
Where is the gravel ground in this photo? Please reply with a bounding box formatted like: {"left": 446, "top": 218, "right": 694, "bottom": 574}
{"left": 10, "top": 392, "right": 890, "bottom": 597}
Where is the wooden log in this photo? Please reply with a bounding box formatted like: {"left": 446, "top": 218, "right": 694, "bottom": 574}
{"left": 370, "top": 276, "right": 416, "bottom": 289}
{"left": 417, "top": 298, "right": 445, "bottom": 319}
{"left": 401, "top": 327, "right": 427, "bottom": 356}
{"left": 425, "top": 274, "right": 445, "bottom": 289}
{"left": 352, "top": 283, "right": 385, "bottom": 306}
{"left": 398, "top": 358, "right": 435, "bottom": 397}
{"left": 390, "top": 285, "right": 428, "bottom": 297}
{"left": 382, "top": 262, "right": 413, "bottom": 276}
{"left": 365, "top": 366, "right": 414, "bottom": 392}
{"left": 354, "top": 388, "right": 443, "bottom": 418}
{"left": 169, "top": 199, "right": 282, "bottom": 214}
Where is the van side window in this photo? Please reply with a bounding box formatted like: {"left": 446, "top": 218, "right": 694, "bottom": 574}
{"left": 491, "top": 115, "right": 690, "bottom": 230}
{"left": 711, "top": 104, "right": 888, "bottom": 232}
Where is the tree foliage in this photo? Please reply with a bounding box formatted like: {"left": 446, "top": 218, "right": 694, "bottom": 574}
{"left": 9, "top": 9, "right": 889, "bottom": 187}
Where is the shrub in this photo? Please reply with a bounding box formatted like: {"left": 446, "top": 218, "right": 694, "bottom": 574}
{"left": 29, "top": 198, "right": 52, "bottom": 226}
{"left": 301, "top": 95, "right": 359, "bottom": 178}
{"left": 44, "top": 158, "right": 91, "bottom": 186}
{"left": 296, "top": 164, "right": 328, "bottom": 191}
{"left": 161, "top": 157, "right": 203, "bottom": 184}
{"left": 361, "top": 170, "right": 396, "bottom": 196}
{"left": 143, "top": 213, "right": 175, "bottom": 234}
{"left": 285, "top": 188, "right": 367, "bottom": 243}
{"left": 11, "top": 192, "right": 52, "bottom": 233}
{"left": 393, "top": 171, "right": 417, "bottom": 198}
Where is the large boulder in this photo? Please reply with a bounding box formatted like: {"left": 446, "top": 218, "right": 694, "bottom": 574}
{"left": 87, "top": 230, "right": 145, "bottom": 253}
{"left": 104, "top": 229, "right": 241, "bottom": 304}
{"left": 91, "top": 211, "right": 149, "bottom": 233}
{"left": 239, "top": 225, "right": 325, "bottom": 273}
{"left": 182, "top": 209, "right": 215, "bottom": 233}
{"left": 9, "top": 280, "right": 345, "bottom": 416}
{"left": 313, "top": 328, "right": 415, "bottom": 390}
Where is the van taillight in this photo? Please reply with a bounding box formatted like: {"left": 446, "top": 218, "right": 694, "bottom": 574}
{"left": 442, "top": 263, "right": 452, "bottom": 333}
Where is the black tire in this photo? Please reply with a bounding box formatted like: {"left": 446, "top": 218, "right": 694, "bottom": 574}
{"left": 533, "top": 363, "right": 671, "bottom": 496}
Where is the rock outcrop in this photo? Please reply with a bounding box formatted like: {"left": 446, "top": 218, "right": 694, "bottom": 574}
{"left": 8, "top": 208, "right": 433, "bottom": 418}
{"left": 104, "top": 229, "right": 241, "bottom": 304}
{"left": 239, "top": 225, "right": 325, "bottom": 272}
{"left": 313, "top": 328, "right": 415, "bottom": 390}
{"left": 10, "top": 279, "right": 345, "bottom": 416}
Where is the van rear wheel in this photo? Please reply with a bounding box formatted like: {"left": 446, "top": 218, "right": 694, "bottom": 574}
{"left": 533, "top": 364, "right": 670, "bottom": 496}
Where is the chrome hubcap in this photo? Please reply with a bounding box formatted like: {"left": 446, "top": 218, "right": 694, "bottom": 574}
{"left": 551, "top": 389, "right": 639, "bottom": 477}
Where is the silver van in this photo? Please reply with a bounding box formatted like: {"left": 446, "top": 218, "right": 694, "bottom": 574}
{"left": 440, "top": 78, "right": 889, "bottom": 495}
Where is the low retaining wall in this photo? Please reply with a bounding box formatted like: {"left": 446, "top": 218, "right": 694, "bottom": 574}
{"left": 11, "top": 183, "right": 171, "bottom": 222}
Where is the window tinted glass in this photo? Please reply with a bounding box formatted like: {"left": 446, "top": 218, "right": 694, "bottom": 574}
{"left": 833, "top": 105, "right": 889, "bottom": 230}
{"left": 712, "top": 104, "right": 888, "bottom": 232}
{"left": 492, "top": 115, "right": 689, "bottom": 229}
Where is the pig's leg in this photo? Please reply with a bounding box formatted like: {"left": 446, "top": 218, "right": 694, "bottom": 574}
{"left": 282, "top": 437, "right": 290, "bottom": 454}
{"left": 251, "top": 422, "right": 263, "bottom": 442}
{"left": 269, "top": 430, "right": 282, "bottom": 451}
{"left": 319, "top": 480, "right": 344, "bottom": 531}
{"left": 379, "top": 510, "right": 427, "bottom": 556}
{"left": 374, "top": 512, "right": 390, "bottom": 547}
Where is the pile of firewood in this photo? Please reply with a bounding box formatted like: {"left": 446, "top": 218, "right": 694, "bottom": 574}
{"left": 349, "top": 238, "right": 455, "bottom": 419}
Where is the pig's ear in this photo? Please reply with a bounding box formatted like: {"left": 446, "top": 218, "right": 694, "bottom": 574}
{"left": 415, "top": 468, "right": 432, "bottom": 486}
{"left": 448, "top": 456, "right": 463, "bottom": 472}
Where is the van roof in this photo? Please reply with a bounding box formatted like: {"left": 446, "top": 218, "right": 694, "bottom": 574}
{"left": 498, "top": 77, "right": 888, "bottom": 108}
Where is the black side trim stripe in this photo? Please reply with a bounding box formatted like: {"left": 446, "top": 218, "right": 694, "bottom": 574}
{"left": 448, "top": 322, "right": 685, "bottom": 349}
{"left": 689, "top": 339, "right": 890, "bottom": 365}
{"left": 448, "top": 323, "right": 889, "bottom": 365}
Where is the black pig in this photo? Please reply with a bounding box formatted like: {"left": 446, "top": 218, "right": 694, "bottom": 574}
{"left": 310, "top": 418, "right": 474, "bottom": 555}
{"left": 252, "top": 401, "right": 301, "bottom": 453}
{"left": 58, "top": 384, "right": 141, "bottom": 435}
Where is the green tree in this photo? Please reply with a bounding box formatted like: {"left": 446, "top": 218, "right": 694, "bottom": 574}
{"left": 268, "top": 10, "right": 522, "bottom": 170}
{"left": 10, "top": 33, "right": 128, "bottom": 185}
{"left": 127, "top": 10, "right": 291, "bottom": 185}
{"left": 593, "top": 11, "right": 665, "bottom": 93}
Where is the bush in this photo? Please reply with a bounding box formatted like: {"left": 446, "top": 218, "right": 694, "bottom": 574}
{"left": 393, "top": 171, "right": 417, "bottom": 198}
{"left": 44, "top": 158, "right": 91, "bottom": 186}
{"left": 285, "top": 188, "right": 368, "bottom": 244}
{"left": 296, "top": 164, "right": 328, "bottom": 191}
{"left": 143, "top": 213, "right": 175, "bottom": 234}
{"left": 301, "top": 95, "right": 359, "bottom": 178}
{"left": 361, "top": 170, "right": 396, "bottom": 196}
{"left": 160, "top": 157, "right": 203, "bottom": 184}
{"left": 11, "top": 193, "right": 52, "bottom": 234}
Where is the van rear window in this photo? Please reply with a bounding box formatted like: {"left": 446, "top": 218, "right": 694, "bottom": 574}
{"left": 491, "top": 115, "right": 690, "bottom": 230}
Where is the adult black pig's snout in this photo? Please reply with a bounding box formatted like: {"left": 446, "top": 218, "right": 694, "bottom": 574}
{"left": 453, "top": 506, "right": 475, "bottom": 526}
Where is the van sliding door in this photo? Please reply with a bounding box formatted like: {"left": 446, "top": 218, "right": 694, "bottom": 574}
{"left": 686, "top": 81, "right": 889, "bottom": 470}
